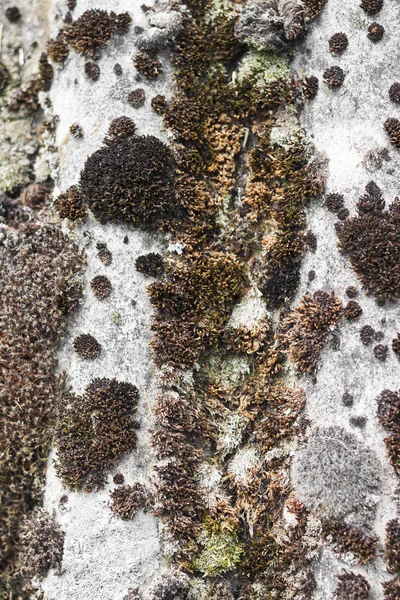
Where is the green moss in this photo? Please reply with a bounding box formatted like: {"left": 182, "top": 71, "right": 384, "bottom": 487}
{"left": 193, "top": 518, "right": 244, "bottom": 576}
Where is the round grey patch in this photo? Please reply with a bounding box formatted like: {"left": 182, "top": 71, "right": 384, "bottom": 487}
{"left": 291, "top": 426, "right": 382, "bottom": 524}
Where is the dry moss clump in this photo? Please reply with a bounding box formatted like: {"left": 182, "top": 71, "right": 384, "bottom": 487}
{"left": 90, "top": 275, "right": 112, "bottom": 299}
{"left": 321, "top": 520, "right": 377, "bottom": 564}
{"left": 135, "top": 253, "right": 165, "bottom": 277}
{"left": 279, "top": 290, "right": 342, "bottom": 373}
{"left": 20, "top": 509, "right": 64, "bottom": 579}
{"left": 334, "top": 570, "right": 370, "bottom": 600}
{"left": 79, "top": 135, "right": 176, "bottom": 228}
{"left": 73, "top": 333, "right": 101, "bottom": 359}
{"left": 336, "top": 182, "right": 400, "bottom": 303}
{"left": 54, "top": 378, "right": 139, "bottom": 491}
{"left": 385, "top": 519, "right": 400, "bottom": 573}
{"left": 0, "top": 222, "right": 84, "bottom": 593}
{"left": 376, "top": 389, "right": 400, "bottom": 474}
{"left": 64, "top": 9, "right": 132, "bottom": 57}
{"left": 109, "top": 483, "right": 150, "bottom": 519}
{"left": 55, "top": 185, "right": 87, "bottom": 221}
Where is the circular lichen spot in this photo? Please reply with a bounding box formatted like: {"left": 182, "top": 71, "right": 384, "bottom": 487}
{"left": 291, "top": 427, "right": 381, "bottom": 523}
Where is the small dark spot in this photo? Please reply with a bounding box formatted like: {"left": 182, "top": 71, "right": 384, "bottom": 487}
{"left": 85, "top": 61, "right": 100, "bottom": 81}
{"left": 123, "top": 235, "right": 129, "bottom": 244}
{"left": 374, "top": 344, "right": 388, "bottom": 361}
{"left": 350, "top": 415, "right": 367, "bottom": 428}
{"left": 5, "top": 6, "right": 21, "bottom": 21}
{"left": 346, "top": 286, "right": 358, "bottom": 298}
{"left": 114, "top": 63, "right": 123, "bottom": 76}
{"left": 342, "top": 392, "right": 354, "bottom": 407}
{"left": 113, "top": 472, "right": 125, "bottom": 485}
{"left": 128, "top": 88, "right": 146, "bottom": 108}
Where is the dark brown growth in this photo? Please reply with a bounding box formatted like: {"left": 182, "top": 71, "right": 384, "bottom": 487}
{"left": 360, "top": 0, "right": 383, "bottom": 15}
{"left": 360, "top": 325, "right": 375, "bottom": 345}
{"left": 5, "top": 6, "right": 20, "bottom": 21}
{"left": 46, "top": 34, "right": 69, "bottom": 63}
{"left": 151, "top": 94, "right": 168, "bottom": 114}
{"left": 73, "top": 333, "right": 101, "bottom": 359}
{"left": 20, "top": 182, "right": 49, "bottom": 209}
{"left": 384, "top": 118, "right": 400, "bottom": 148}
{"left": 90, "top": 275, "right": 112, "bottom": 300}
{"left": 303, "top": 75, "right": 319, "bottom": 100}
{"left": 346, "top": 286, "right": 358, "bottom": 298}
{"left": 79, "top": 135, "right": 176, "bottom": 228}
{"left": 105, "top": 116, "right": 136, "bottom": 145}
{"left": 57, "top": 282, "right": 83, "bottom": 316}
{"left": 337, "top": 207, "right": 350, "bottom": 221}
{"left": 0, "top": 62, "right": 10, "bottom": 93}
{"left": 135, "top": 253, "right": 165, "bottom": 277}
{"left": 392, "top": 333, "right": 400, "bottom": 360}
{"left": 279, "top": 291, "right": 342, "bottom": 373}
{"left": 39, "top": 53, "right": 53, "bottom": 91}
{"left": 55, "top": 378, "right": 139, "bottom": 490}
{"left": 344, "top": 301, "right": 362, "bottom": 321}
{"left": 97, "top": 243, "right": 112, "bottom": 265}
{"left": 85, "top": 61, "right": 100, "bottom": 80}
{"left": 304, "top": 230, "right": 317, "bottom": 251}
{"left": 376, "top": 389, "right": 400, "bottom": 474}
{"left": 134, "top": 51, "right": 163, "bottom": 79}
{"left": 308, "top": 269, "right": 316, "bottom": 281}
{"left": 0, "top": 222, "right": 84, "bottom": 591}
{"left": 389, "top": 83, "right": 400, "bottom": 103}
{"left": 70, "top": 123, "right": 84, "bottom": 138}
{"left": 303, "top": 0, "right": 328, "bottom": 19}
{"left": 367, "top": 22, "right": 384, "bottom": 42}
{"left": 128, "top": 88, "right": 146, "bottom": 108}
{"left": 67, "top": 0, "right": 76, "bottom": 9}
{"left": 374, "top": 344, "right": 388, "bottom": 361}
{"left": 321, "top": 520, "right": 377, "bottom": 563}
{"left": 113, "top": 472, "right": 124, "bottom": 485}
{"left": 342, "top": 392, "right": 354, "bottom": 407}
{"left": 385, "top": 519, "right": 400, "bottom": 573}
{"left": 114, "top": 63, "right": 123, "bottom": 75}
{"left": 64, "top": 9, "right": 132, "bottom": 57}
{"left": 329, "top": 32, "right": 348, "bottom": 54}
{"left": 20, "top": 510, "right": 64, "bottom": 579}
{"left": 325, "top": 193, "right": 344, "bottom": 213}
{"left": 334, "top": 570, "right": 370, "bottom": 600}
{"left": 109, "top": 483, "right": 150, "bottom": 519}
{"left": 323, "top": 66, "right": 345, "bottom": 88}
{"left": 350, "top": 415, "right": 367, "bottom": 428}
{"left": 336, "top": 183, "right": 400, "bottom": 302}
{"left": 383, "top": 579, "right": 400, "bottom": 600}
{"left": 55, "top": 185, "right": 87, "bottom": 221}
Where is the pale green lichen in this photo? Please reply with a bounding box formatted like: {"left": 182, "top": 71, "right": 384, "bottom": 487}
{"left": 205, "top": 355, "right": 250, "bottom": 389}
{"left": 236, "top": 50, "right": 291, "bottom": 89}
{"left": 193, "top": 518, "right": 244, "bottom": 576}
{"left": 216, "top": 412, "right": 250, "bottom": 459}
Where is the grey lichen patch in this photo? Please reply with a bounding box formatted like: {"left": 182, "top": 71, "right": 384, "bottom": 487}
{"left": 292, "top": 426, "right": 382, "bottom": 525}
{"left": 0, "top": 118, "right": 36, "bottom": 190}
{"left": 193, "top": 518, "right": 244, "bottom": 576}
{"left": 237, "top": 49, "right": 291, "bottom": 89}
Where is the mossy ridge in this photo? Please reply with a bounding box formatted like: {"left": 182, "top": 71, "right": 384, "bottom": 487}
{"left": 0, "top": 222, "right": 85, "bottom": 595}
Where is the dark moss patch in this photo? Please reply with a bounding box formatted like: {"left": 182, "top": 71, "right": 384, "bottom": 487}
{"left": 303, "top": 0, "right": 328, "bottom": 19}
{"left": 377, "top": 389, "right": 400, "bottom": 474}
{"left": 135, "top": 253, "right": 165, "bottom": 278}
{"left": 329, "top": 32, "right": 348, "bottom": 54}
{"left": 334, "top": 570, "right": 370, "bottom": 600}
{"left": 109, "top": 483, "right": 150, "bottom": 519}
{"left": 344, "top": 300, "right": 362, "bottom": 320}
{"left": 303, "top": 75, "right": 318, "bottom": 100}
{"left": 20, "top": 510, "right": 64, "bottom": 580}
{"left": 360, "top": 0, "right": 383, "bottom": 15}
{"left": 80, "top": 135, "right": 176, "bottom": 228}
{"left": 392, "top": 333, "right": 400, "bottom": 360}
{"left": 383, "top": 578, "right": 400, "bottom": 600}
{"left": 73, "top": 333, "right": 101, "bottom": 359}
{"left": 5, "top": 6, "right": 20, "bottom": 21}
{"left": 128, "top": 88, "right": 146, "bottom": 108}
{"left": 104, "top": 116, "right": 136, "bottom": 145}
{"left": 55, "top": 378, "right": 139, "bottom": 491}
{"left": 55, "top": 185, "right": 87, "bottom": 221}
{"left": 113, "top": 472, "right": 124, "bottom": 485}
{"left": 85, "top": 61, "right": 100, "bottom": 80}
{"left": 374, "top": 344, "right": 388, "bottom": 361}
{"left": 0, "top": 223, "right": 84, "bottom": 593}
{"left": 389, "top": 83, "right": 400, "bottom": 103}
{"left": 151, "top": 94, "right": 168, "bottom": 114}
{"left": 134, "top": 51, "right": 163, "bottom": 79}
{"left": 321, "top": 520, "right": 377, "bottom": 563}
{"left": 90, "top": 275, "right": 112, "bottom": 300}
{"left": 384, "top": 118, "right": 400, "bottom": 148}
{"left": 323, "top": 66, "right": 345, "bottom": 87}
{"left": 325, "top": 192, "right": 344, "bottom": 213}
{"left": 46, "top": 33, "right": 69, "bottom": 63}
{"left": 70, "top": 123, "right": 84, "bottom": 139}
{"left": 367, "top": 22, "right": 384, "bottom": 42}
{"left": 385, "top": 519, "right": 400, "bottom": 573}
{"left": 336, "top": 183, "right": 400, "bottom": 302}
{"left": 346, "top": 286, "right": 358, "bottom": 298}
{"left": 97, "top": 243, "right": 112, "bottom": 265}
{"left": 342, "top": 392, "right": 354, "bottom": 407}
{"left": 0, "top": 61, "right": 10, "bottom": 93}
{"left": 64, "top": 9, "right": 132, "bottom": 57}
{"left": 279, "top": 291, "right": 342, "bottom": 373}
